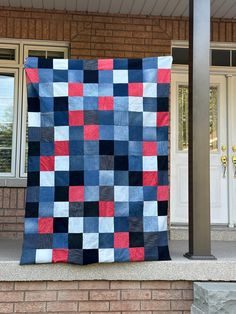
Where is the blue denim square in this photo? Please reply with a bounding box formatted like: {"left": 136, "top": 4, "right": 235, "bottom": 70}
{"left": 114, "top": 248, "right": 129, "bottom": 262}
{"left": 69, "top": 97, "right": 83, "bottom": 111}
{"left": 39, "top": 69, "right": 53, "bottom": 83}
{"left": 157, "top": 84, "right": 169, "bottom": 97}
{"left": 39, "top": 187, "right": 54, "bottom": 202}
{"left": 84, "top": 156, "right": 99, "bottom": 170}
{"left": 143, "top": 127, "right": 157, "bottom": 141}
{"left": 114, "top": 202, "right": 129, "bottom": 217}
{"left": 27, "top": 83, "right": 39, "bottom": 97}
{"left": 98, "top": 83, "right": 113, "bottom": 96}
{"left": 84, "top": 141, "right": 99, "bottom": 155}
{"left": 128, "top": 70, "right": 143, "bottom": 82}
{"left": 158, "top": 171, "right": 168, "bottom": 185}
{"left": 157, "top": 126, "right": 168, "bottom": 141}
{"left": 99, "top": 111, "right": 114, "bottom": 125}
{"left": 143, "top": 186, "right": 157, "bottom": 201}
{"left": 114, "top": 171, "right": 128, "bottom": 186}
{"left": 144, "top": 216, "right": 158, "bottom": 232}
{"left": 114, "top": 217, "right": 129, "bottom": 232}
{"left": 129, "top": 156, "right": 142, "bottom": 171}
{"left": 129, "top": 202, "right": 143, "bottom": 216}
{"left": 143, "top": 97, "right": 157, "bottom": 112}
{"left": 39, "top": 83, "right": 53, "bottom": 97}
{"left": 83, "top": 97, "right": 98, "bottom": 110}
{"left": 39, "top": 202, "right": 54, "bottom": 217}
{"left": 84, "top": 217, "right": 98, "bottom": 233}
{"left": 129, "top": 126, "right": 143, "bottom": 141}
{"left": 114, "top": 111, "right": 128, "bottom": 126}
{"left": 70, "top": 156, "right": 84, "bottom": 171}
{"left": 100, "top": 125, "right": 114, "bottom": 140}
{"left": 84, "top": 170, "right": 99, "bottom": 186}
{"left": 143, "top": 69, "right": 157, "bottom": 82}
{"left": 68, "top": 70, "right": 83, "bottom": 82}
{"left": 55, "top": 171, "right": 69, "bottom": 186}
{"left": 143, "top": 57, "right": 158, "bottom": 69}
{"left": 129, "top": 187, "right": 143, "bottom": 201}
{"left": 28, "top": 156, "right": 40, "bottom": 172}
{"left": 40, "top": 142, "right": 54, "bottom": 156}
{"left": 28, "top": 128, "right": 41, "bottom": 142}
{"left": 53, "top": 233, "right": 68, "bottom": 248}
{"left": 114, "top": 58, "right": 128, "bottom": 69}
{"left": 25, "top": 218, "right": 38, "bottom": 234}
{"left": 114, "top": 141, "right": 128, "bottom": 156}
{"left": 99, "top": 233, "right": 114, "bottom": 248}
{"left": 69, "top": 126, "right": 83, "bottom": 141}
{"left": 158, "top": 141, "right": 168, "bottom": 155}
{"left": 41, "top": 112, "right": 54, "bottom": 127}
{"left": 129, "top": 141, "right": 142, "bottom": 156}
{"left": 99, "top": 71, "right": 113, "bottom": 83}
{"left": 69, "top": 140, "right": 84, "bottom": 155}
{"left": 40, "top": 97, "right": 54, "bottom": 112}
{"left": 54, "top": 111, "right": 68, "bottom": 126}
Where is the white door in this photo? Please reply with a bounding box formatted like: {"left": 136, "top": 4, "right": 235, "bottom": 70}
{"left": 170, "top": 73, "right": 229, "bottom": 225}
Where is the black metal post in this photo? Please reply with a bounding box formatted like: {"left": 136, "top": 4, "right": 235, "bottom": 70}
{"left": 184, "top": 0, "right": 216, "bottom": 260}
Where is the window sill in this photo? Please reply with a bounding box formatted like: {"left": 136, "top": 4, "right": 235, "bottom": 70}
{"left": 0, "top": 240, "right": 236, "bottom": 281}
{"left": 0, "top": 178, "right": 27, "bottom": 187}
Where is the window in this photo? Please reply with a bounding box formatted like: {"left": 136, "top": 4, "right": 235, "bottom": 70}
{"left": 172, "top": 44, "right": 236, "bottom": 67}
{"left": 0, "top": 40, "right": 69, "bottom": 180}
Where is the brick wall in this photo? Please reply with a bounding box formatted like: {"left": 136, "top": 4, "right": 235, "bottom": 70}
{"left": 0, "top": 280, "right": 193, "bottom": 313}
{"left": 0, "top": 7, "right": 236, "bottom": 238}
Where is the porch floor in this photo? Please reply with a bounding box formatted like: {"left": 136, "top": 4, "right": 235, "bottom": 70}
{"left": 0, "top": 239, "right": 236, "bottom": 281}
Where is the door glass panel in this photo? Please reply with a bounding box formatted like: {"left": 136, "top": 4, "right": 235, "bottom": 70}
{"left": 178, "top": 85, "right": 218, "bottom": 151}
{"left": 0, "top": 48, "right": 15, "bottom": 60}
{"left": 0, "top": 73, "right": 15, "bottom": 173}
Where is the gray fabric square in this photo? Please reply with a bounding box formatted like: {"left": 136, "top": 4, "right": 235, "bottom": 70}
{"left": 68, "top": 249, "right": 83, "bottom": 264}
{"left": 100, "top": 156, "right": 114, "bottom": 170}
{"left": 129, "top": 217, "right": 143, "bottom": 232}
{"left": 83, "top": 59, "right": 98, "bottom": 70}
{"left": 84, "top": 110, "right": 99, "bottom": 125}
{"left": 99, "top": 186, "right": 114, "bottom": 201}
{"left": 69, "top": 202, "right": 84, "bottom": 217}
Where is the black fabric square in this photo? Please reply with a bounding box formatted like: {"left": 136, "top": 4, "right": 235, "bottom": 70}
{"left": 158, "top": 246, "right": 171, "bottom": 260}
{"left": 54, "top": 97, "right": 68, "bottom": 111}
{"left": 129, "top": 232, "right": 144, "bottom": 247}
{"left": 84, "top": 202, "right": 99, "bottom": 216}
{"left": 129, "top": 171, "right": 142, "bottom": 186}
{"left": 84, "top": 70, "right": 98, "bottom": 83}
{"left": 28, "top": 142, "right": 40, "bottom": 156}
{"left": 28, "top": 172, "right": 40, "bottom": 186}
{"left": 158, "top": 201, "right": 168, "bottom": 216}
{"left": 157, "top": 97, "right": 169, "bottom": 111}
{"left": 68, "top": 234, "right": 82, "bottom": 249}
{"left": 68, "top": 249, "right": 83, "bottom": 264}
{"left": 114, "top": 156, "right": 128, "bottom": 170}
{"left": 129, "top": 217, "right": 143, "bottom": 232}
{"left": 53, "top": 218, "right": 68, "bottom": 233}
{"left": 69, "top": 171, "right": 84, "bottom": 186}
{"left": 38, "top": 58, "right": 53, "bottom": 68}
{"left": 54, "top": 187, "right": 69, "bottom": 201}
{"left": 158, "top": 156, "right": 168, "bottom": 171}
{"left": 38, "top": 234, "right": 53, "bottom": 249}
{"left": 99, "top": 140, "right": 114, "bottom": 155}
{"left": 128, "top": 59, "right": 142, "bottom": 69}
{"left": 25, "top": 202, "right": 39, "bottom": 218}
{"left": 83, "top": 249, "right": 98, "bottom": 264}
{"left": 69, "top": 202, "right": 84, "bottom": 217}
{"left": 28, "top": 97, "right": 40, "bottom": 112}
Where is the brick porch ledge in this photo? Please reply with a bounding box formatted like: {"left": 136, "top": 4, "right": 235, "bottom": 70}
{"left": 0, "top": 240, "right": 236, "bottom": 281}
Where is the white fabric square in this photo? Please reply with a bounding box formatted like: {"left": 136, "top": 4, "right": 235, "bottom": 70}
{"left": 143, "top": 112, "right": 156, "bottom": 127}
{"left": 128, "top": 97, "right": 143, "bottom": 112}
{"left": 114, "top": 186, "right": 129, "bottom": 202}
{"left": 40, "top": 171, "right": 54, "bottom": 187}
{"left": 143, "top": 156, "right": 157, "bottom": 171}
{"left": 158, "top": 56, "right": 173, "bottom": 69}
{"left": 99, "top": 249, "right": 114, "bottom": 263}
{"left": 143, "top": 83, "right": 157, "bottom": 97}
{"left": 143, "top": 201, "right": 158, "bottom": 216}
{"left": 35, "top": 249, "right": 52, "bottom": 263}
{"left": 113, "top": 70, "right": 128, "bottom": 83}
{"left": 55, "top": 156, "right": 69, "bottom": 171}
{"left": 53, "top": 83, "right": 68, "bottom": 97}
{"left": 53, "top": 59, "right": 68, "bottom": 70}
{"left": 68, "top": 217, "right": 83, "bottom": 233}
{"left": 83, "top": 233, "right": 99, "bottom": 249}
{"left": 28, "top": 112, "right": 40, "bottom": 127}
{"left": 99, "top": 217, "right": 114, "bottom": 233}
{"left": 54, "top": 126, "right": 69, "bottom": 141}
{"left": 158, "top": 216, "right": 167, "bottom": 231}
{"left": 54, "top": 202, "right": 69, "bottom": 217}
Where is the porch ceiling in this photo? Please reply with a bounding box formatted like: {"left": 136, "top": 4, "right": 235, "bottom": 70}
{"left": 0, "top": 0, "right": 236, "bottom": 19}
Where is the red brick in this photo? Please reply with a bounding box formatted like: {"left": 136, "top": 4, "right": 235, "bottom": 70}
{"left": 58, "top": 290, "right": 88, "bottom": 301}
{"left": 79, "top": 281, "right": 109, "bottom": 290}
{"left": 79, "top": 301, "right": 109, "bottom": 312}
{"left": 15, "top": 282, "right": 47, "bottom": 290}
{"left": 46, "top": 301, "right": 77, "bottom": 312}
{"left": 25, "top": 291, "right": 57, "bottom": 301}
{"left": 152, "top": 290, "right": 182, "bottom": 300}
{"left": 0, "top": 291, "right": 23, "bottom": 302}
{"left": 110, "top": 301, "right": 140, "bottom": 311}
{"left": 141, "top": 282, "right": 171, "bottom": 289}
{"left": 122, "top": 290, "right": 151, "bottom": 300}
{"left": 15, "top": 302, "right": 46, "bottom": 313}
{"left": 171, "top": 281, "right": 193, "bottom": 290}
{"left": 171, "top": 300, "right": 192, "bottom": 311}
{"left": 47, "top": 281, "right": 78, "bottom": 290}
{"left": 141, "top": 300, "right": 170, "bottom": 311}
{"left": 90, "top": 290, "right": 120, "bottom": 300}
{"left": 0, "top": 303, "right": 13, "bottom": 313}
{"left": 110, "top": 281, "right": 140, "bottom": 290}
{"left": 0, "top": 283, "right": 13, "bottom": 291}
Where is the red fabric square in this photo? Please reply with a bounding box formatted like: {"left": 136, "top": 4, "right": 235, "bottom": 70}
{"left": 114, "top": 232, "right": 129, "bottom": 248}
{"left": 128, "top": 83, "right": 143, "bottom": 96}
{"left": 158, "top": 186, "right": 169, "bottom": 201}
{"left": 68, "top": 83, "right": 83, "bottom": 96}
{"left": 25, "top": 68, "right": 39, "bottom": 83}
{"left": 99, "top": 201, "right": 114, "bottom": 217}
{"left": 40, "top": 156, "right": 54, "bottom": 171}
{"left": 69, "top": 110, "right": 84, "bottom": 126}
{"left": 157, "top": 112, "right": 169, "bottom": 127}
{"left": 38, "top": 218, "right": 53, "bottom": 234}
{"left": 98, "top": 97, "right": 114, "bottom": 110}
{"left": 143, "top": 142, "right": 157, "bottom": 156}
{"left": 84, "top": 125, "right": 99, "bottom": 140}
{"left": 129, "top": 247, "right": 144, "bottom": 261}
{"left": 69, "top": 186, "right": 84, "bottom": 202}
{"left": 52, "top": 249, "right": 68, "bottom": 263}
{"left": 98, "top": 59, "right": 114, "bottom": 70}
{"left": 54, "top": 141, "right": 69, "bottom": 156}
{"left": 143, "top": 171, "right": 158, "bottom": 186}
{"left": 157, "top": 69, "right": 171, "bottom": 83}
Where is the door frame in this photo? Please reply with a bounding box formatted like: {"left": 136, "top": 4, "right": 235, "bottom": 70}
{"left": 170, "top": 65, "right": 236, "bottom": 227}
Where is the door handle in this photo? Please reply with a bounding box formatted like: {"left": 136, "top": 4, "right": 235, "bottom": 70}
{"left": 221, "top": 145, "right": 227, "bottom": 178}
{"left": 232, "top": 146, "right": 236, "bottom": 178}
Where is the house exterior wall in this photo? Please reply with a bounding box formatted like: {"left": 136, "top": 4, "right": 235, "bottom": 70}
{"left": 0, "top": 280, "right": 193, "bottom": 313}
{"left": 0, "top": 8, "right": 236, "bottom": 240}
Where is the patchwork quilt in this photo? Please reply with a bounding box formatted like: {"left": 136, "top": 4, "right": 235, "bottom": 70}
{"left": 21, "top": 56, "right": 172, "bottom": 265}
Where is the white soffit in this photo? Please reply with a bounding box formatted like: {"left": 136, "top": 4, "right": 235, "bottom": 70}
{"left": 0, "top": 0, "right": 236, "bottom": 19}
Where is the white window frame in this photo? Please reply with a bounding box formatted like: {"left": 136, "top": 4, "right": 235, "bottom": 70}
{"left": 0, "top": 39, "right": 69, "bottom": 184}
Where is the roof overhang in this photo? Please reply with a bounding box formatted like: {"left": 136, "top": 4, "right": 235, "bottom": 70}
{"left": 0, "top": 0, "right": 236, "bottom": 19}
